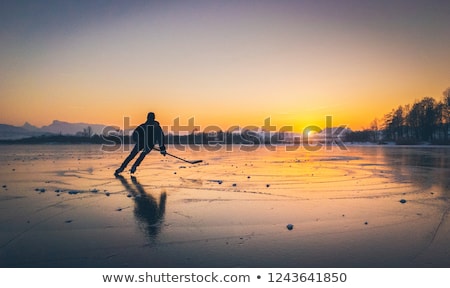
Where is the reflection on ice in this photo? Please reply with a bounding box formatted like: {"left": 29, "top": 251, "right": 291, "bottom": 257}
{"left": 115, "top": 175, "right": 166, "bottom": 241}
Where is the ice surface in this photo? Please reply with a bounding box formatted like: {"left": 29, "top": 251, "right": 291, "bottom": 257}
{"left": 0, "top": 144, "right": 448, "bottom": 267}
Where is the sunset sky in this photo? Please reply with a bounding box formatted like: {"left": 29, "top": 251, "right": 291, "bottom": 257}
{"left": 1, "top": 0, "right": 449, "bottom": 132}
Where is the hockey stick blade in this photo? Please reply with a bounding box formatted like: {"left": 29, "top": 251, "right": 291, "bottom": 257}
{"left": 154, "top": 148, "right": 203, "bottom": 165}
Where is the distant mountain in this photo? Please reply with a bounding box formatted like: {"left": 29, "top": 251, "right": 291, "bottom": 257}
{"left": 40, "top": 120, "right": 111, "bottom": 136}
{"left": 22, "top": 122, "right": 41, "bottom": 132}
{"left": 0, "top": 120, "right": 117, "bottom": 140}
{"left": 0, "top": 124, "right": 29, "bottom": 139}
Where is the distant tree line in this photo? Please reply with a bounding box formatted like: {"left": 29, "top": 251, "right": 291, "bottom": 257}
{"left": 0, "top": 129, "right": 289, "bottom": 146}
{"left": 383, "top": 88, "right": 450, "bottom": 144}
{"left": 345, "top": 87, "right": 450, "bottom": 144}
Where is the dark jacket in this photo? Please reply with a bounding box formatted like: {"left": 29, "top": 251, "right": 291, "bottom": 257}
{"left": 132, "top": 120, "right": 165, "bottom": 150}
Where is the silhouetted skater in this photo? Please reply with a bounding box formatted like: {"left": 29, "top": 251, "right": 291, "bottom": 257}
{"left": 115, "top": 112, "right": 166, "bottom": 175}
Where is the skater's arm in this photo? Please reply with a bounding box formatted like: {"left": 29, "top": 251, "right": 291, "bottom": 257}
{"left": 155, "top": 123, "right": 167, "bottom": 156}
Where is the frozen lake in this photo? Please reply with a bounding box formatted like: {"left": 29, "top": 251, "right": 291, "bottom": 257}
{"left": 0, "top": 144, "right": 449, "bottom": 267}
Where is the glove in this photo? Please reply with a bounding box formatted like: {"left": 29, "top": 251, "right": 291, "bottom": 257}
{"left": 159, "top": 146, "right": 167, "bottom": 156}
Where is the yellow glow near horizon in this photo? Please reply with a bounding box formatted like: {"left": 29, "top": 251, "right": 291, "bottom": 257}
{"left": 1, "top": 2, "right": 449, "bottom": 132}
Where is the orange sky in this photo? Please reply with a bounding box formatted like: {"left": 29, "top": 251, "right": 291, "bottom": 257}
{"left": 1, "top": 1, "right": 449, "bottom": 132}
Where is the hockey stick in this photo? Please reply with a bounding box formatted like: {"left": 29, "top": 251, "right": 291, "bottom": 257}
{"left": 154, "top": 148, "right": 203, "bottom": 164}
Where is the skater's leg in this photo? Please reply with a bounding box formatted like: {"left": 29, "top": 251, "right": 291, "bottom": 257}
{"left": 130, "top": 148, "right": 151, "bottom": 173}
{"left": 115, "top": 145, "right": 140, "bottom": 175}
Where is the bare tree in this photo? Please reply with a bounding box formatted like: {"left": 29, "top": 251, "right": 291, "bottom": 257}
{"left": 370, "top": 118, "right": 379, "bottom": 142}
{"left": 82, "top": 126, "right": 93, "bottom": 138}
{"left": 443, "top": 88, "right": 450, "bottom": 139}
